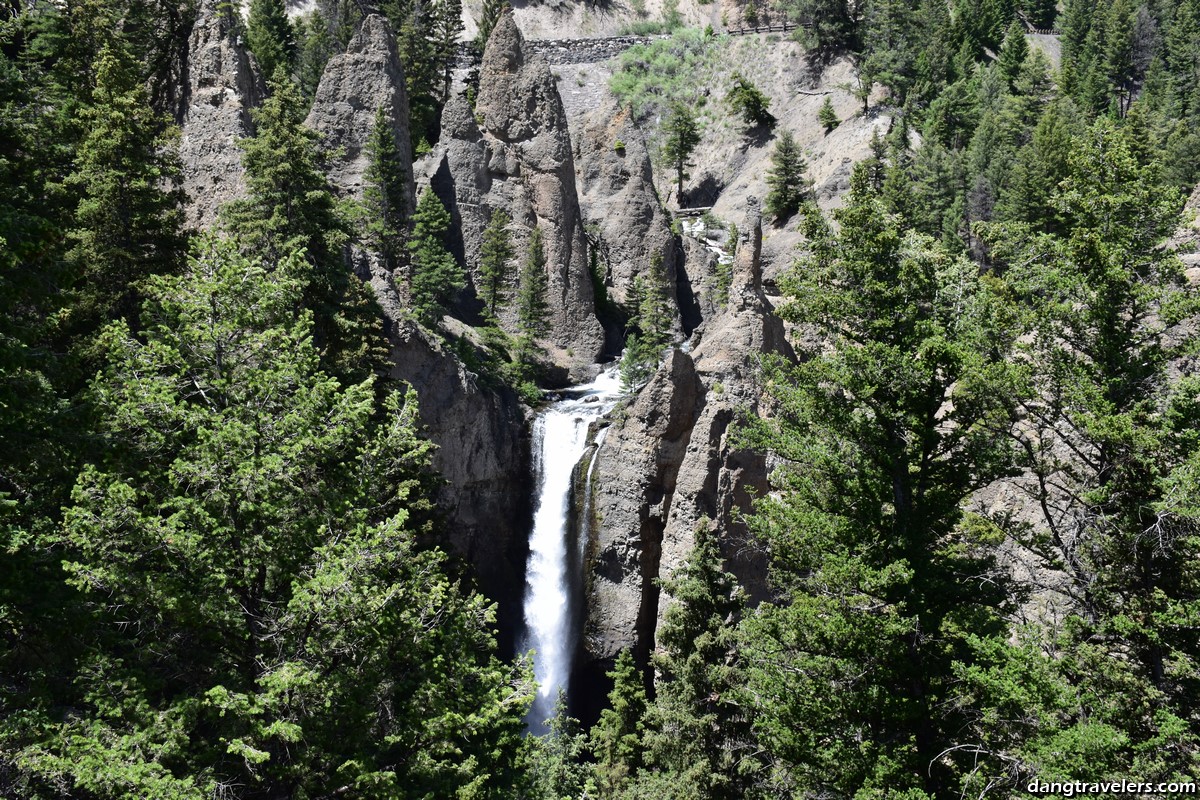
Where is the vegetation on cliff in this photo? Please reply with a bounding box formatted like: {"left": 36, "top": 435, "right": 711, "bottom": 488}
{"left": 1, "top": 0, "right": 1199, "bottom": 796}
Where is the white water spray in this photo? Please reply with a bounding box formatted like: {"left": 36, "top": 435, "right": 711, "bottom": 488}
{"left": 519, "top": 365, "right": 622, "bottom": 733}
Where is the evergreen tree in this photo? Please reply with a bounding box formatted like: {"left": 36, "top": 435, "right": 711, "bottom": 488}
{"left": 661, "top": 101, "right": 702, "bottom": 203}
{"left": 763, "top": 130, "right": 809, "bottom": 222}
{"left": 997, "top": 18, "right": 1030, "bottom": 86}
{"left": 590, "top": 649, "right": 648, "bottom": 797}
{"left": 619, "top": 250, "right": 673, "bottom": 389}
{"left": 862, "top": 0, "right": 919, "bottom": 102}
{"left": 516, "top": 225, "right": 550, "bottom": 353}
{"left": 384, "top": 0, "right": 439, "bottom": 148}
{"left": 4, "top": 237, "right": 531, "bottom": 798}
{"left": 1022, "top": 0, "right": 1057, "bottom": 29}
{"left": 246, "top": 0, "right": 296, "bottom": 82}
{"left": 362, "top": 105, "right": 410, "bottom": 273}
{"left": 817, "top": 95, "right": 840, "bottom": 133}
{"left": 295, "top": 10, "right": 335, "bottom": 99}
{"left": 632, "top": 526, "right": 756, "bottom": 800}
{"left": 222, "top": 74, "right": 385, "bottom": 382}
{"left": 727, "top": 73, "right": 775, "bottom": 128}
{"left": 742, "top": 166, "right": 1021, "bottom": 797}
{"left": 526, "top": 694, "right": 594, "bottom": 800}
{"left": 479, "top": 208, "right": 514, "bottom": 320}
{"left": 981, "top": 121, "right": 1200, "bottom": 782}
{"left": 431, "top": 0, "right": 464, "bottom": 101}
{"left": 407, "top": 187, "right": 464, "bottom": 326}
{"left": 59, "top": 41, "right": 185, "bottom": 360}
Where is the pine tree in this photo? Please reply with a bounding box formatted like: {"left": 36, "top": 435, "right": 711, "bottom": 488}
{"left": 661, "top": 101, "right": 702, "bottom": 203}
{"left": 982, "top": 121, "right": 1200, "bottom": 782}
{"left": 590, "top": 649, "right": 648, "bottom": 797}
{"left": 222, "top": 74, "right": 385, "bottom": 382}
{"left": 526, "top": 694, "right": 594, "bottom": 800}
{"left": 246, "top": 0, "right": 296, "bottom": 82}
{"left": 407, "top": 187, "right": 464, "bottom": 326}
{"left": 631, "top": 526, "right": 757, "bottom": 800}
{"left": 619, "top": 250, "right": 672, "bottom": 389}
{"left": 817, "top": 95, "right": 840, "bottom": 133}
{"left": 384, "top": 0, "right": 439, "bottom": 148}
{"left": 727, "top": 72, "right": 775, "bottom": 128}
{"left": 59, "top": 41, "right": 184, "bottom": 359}
{"left": 1022, "top": 0, "right": 1057, "bottom": 29}
{"left": 296, "top": 10, "right": 335, "bottom": 99}
{"left": 5, "top": 237, "right": 531, "bottom": 797}
{"left": 997, "top": 19, "right": 1030, "bottom": 86}
{"left": 431, "top": 0, "right": 464, "bottom": 101}
{"left": 362, "top": 105, "right": 410, "bottom": 273}
{"left": 742, "top": 166, "right": 1021, "bottom": 796}
{"left": 516, "top": 225, "right": 550, "bottom": 351}
{"left": 763, "top": 130, "right": 809, "bottom": 222}
{"left": 479, "top": 208, "right": 514, "bottom": 320}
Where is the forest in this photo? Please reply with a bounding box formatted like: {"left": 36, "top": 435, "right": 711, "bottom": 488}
{"left": 0, "top": 0, "right": 1198, "bottom": 795}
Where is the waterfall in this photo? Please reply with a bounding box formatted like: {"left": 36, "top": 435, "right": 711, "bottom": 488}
{"left": 519, "top": 365, "right": 622, "bottom": 733}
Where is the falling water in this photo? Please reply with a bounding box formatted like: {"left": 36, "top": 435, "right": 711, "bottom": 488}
{"left": 519, "top": 364, "right": 622, "bottom": 733}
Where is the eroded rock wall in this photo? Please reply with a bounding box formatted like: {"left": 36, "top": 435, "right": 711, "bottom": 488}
{"left": 575, "top": 98, "right": 693, "bottom": 335}
{"left": 179, "top": 0, "right": 263, "bottom": 230}
{"left": 431, "top": 12, "right": 605, "bottom": 377}
{"left": 304, "top": 13, "right": 414, "bottom": 325}
{"left": 580, "top": 198, "right": 793, "bottom": 684}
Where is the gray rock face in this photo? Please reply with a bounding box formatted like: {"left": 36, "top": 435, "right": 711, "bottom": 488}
{"left": 304, "top": 15, "right": 413, "bottom": 210}
{"left": 387, "top": 320, "right": 530, "bottom": 641}
{"left": 582, "top": 198, "right": 793, "bottom": 673}
{"left": 575, "top": 98, "right": 681, "bottom": 326}
{"left": 304, "top": 14, "right": 414, "bottom": 325}
{"left": 432, "top": 12, "right": 605, "bottom": 377}
{"left": 178, "top": 0, "right": 263, "bottom": 230}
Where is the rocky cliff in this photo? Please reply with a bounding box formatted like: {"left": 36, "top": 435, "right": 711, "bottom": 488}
{"left": 575, "top": 97, "right": 699, "bottom": 336}
{"left": 578, "top": 199, "right": 793, "bottom": 698}
{"left": 300, "top": 14, "right": 531, "bottom": 634}
{"left": 304, "top": 13, "right": 414, "bottom": 325}
{"left": 430, "top": 12, "right": 605, "bottom": 377}
{"left": 178, "top": 0, "right": 263, "bottom": 230}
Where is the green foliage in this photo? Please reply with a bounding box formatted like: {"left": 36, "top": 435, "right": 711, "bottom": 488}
{"left": 979, "top": 122, "right": 1200, "bottom": 781}
{"left": 817, "top": 95, "right": 840, "bottom": 132}
{"left": 742, "top": 166, "right": 1022, "bottom": 796}
{"left": 361, "top": 105, "right": 410, "bottom": 273}
{"left": 997, "top": 19, "right": 1030, "bottom": 86}
{"left": 591, "top": 649, "right": 648, "bottom": 796}
{"left": 3, "top": 237, "right": 531, "bottom": 798}
{"left": 57, "top": 40, "right": 185, "bottom": 361}
{"left": 408, "top": 187, "right": 465, "bottom": 327}
{"left": 619, "top": 251, "right": 673, "bottom": 389}
{"left": 515, "top": 226, "right": 550, "bottom": 364}
{"left": 660, "top": 101, "right": 702, "bottom": 202}
{"left": 295, "top": 11, "right": 335, "bottom": 99}
{"left": 222, "top": 74, "right": 385, "bottom": 382}
{"left": 246, "top": 0, "right": 296, "bottom": 83}
{"left": 525, "top": 694, "right": 595, "bottom": 800}
{"left": 629, "top": 526, "right": 758, "bottom": 799}
{"left": 763, "top": 130, "right": 809, "bottom": 222}
{"left": 610, "top": 29, "right": 721, "bottom": 120}
{"left": 479, "top": 208, "right": 515, "bottom": 320}
{"left": 726, "top": 72, "right": 775, "bottom": 128}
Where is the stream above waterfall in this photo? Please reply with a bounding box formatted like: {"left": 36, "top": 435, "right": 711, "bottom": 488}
{"left": 518, "top": 365, "right": 623, "bottom": 734}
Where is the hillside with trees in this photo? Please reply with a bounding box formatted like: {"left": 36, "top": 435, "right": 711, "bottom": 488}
{"left": 1, "top": 0, "right": 1198, "bottom": 797}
